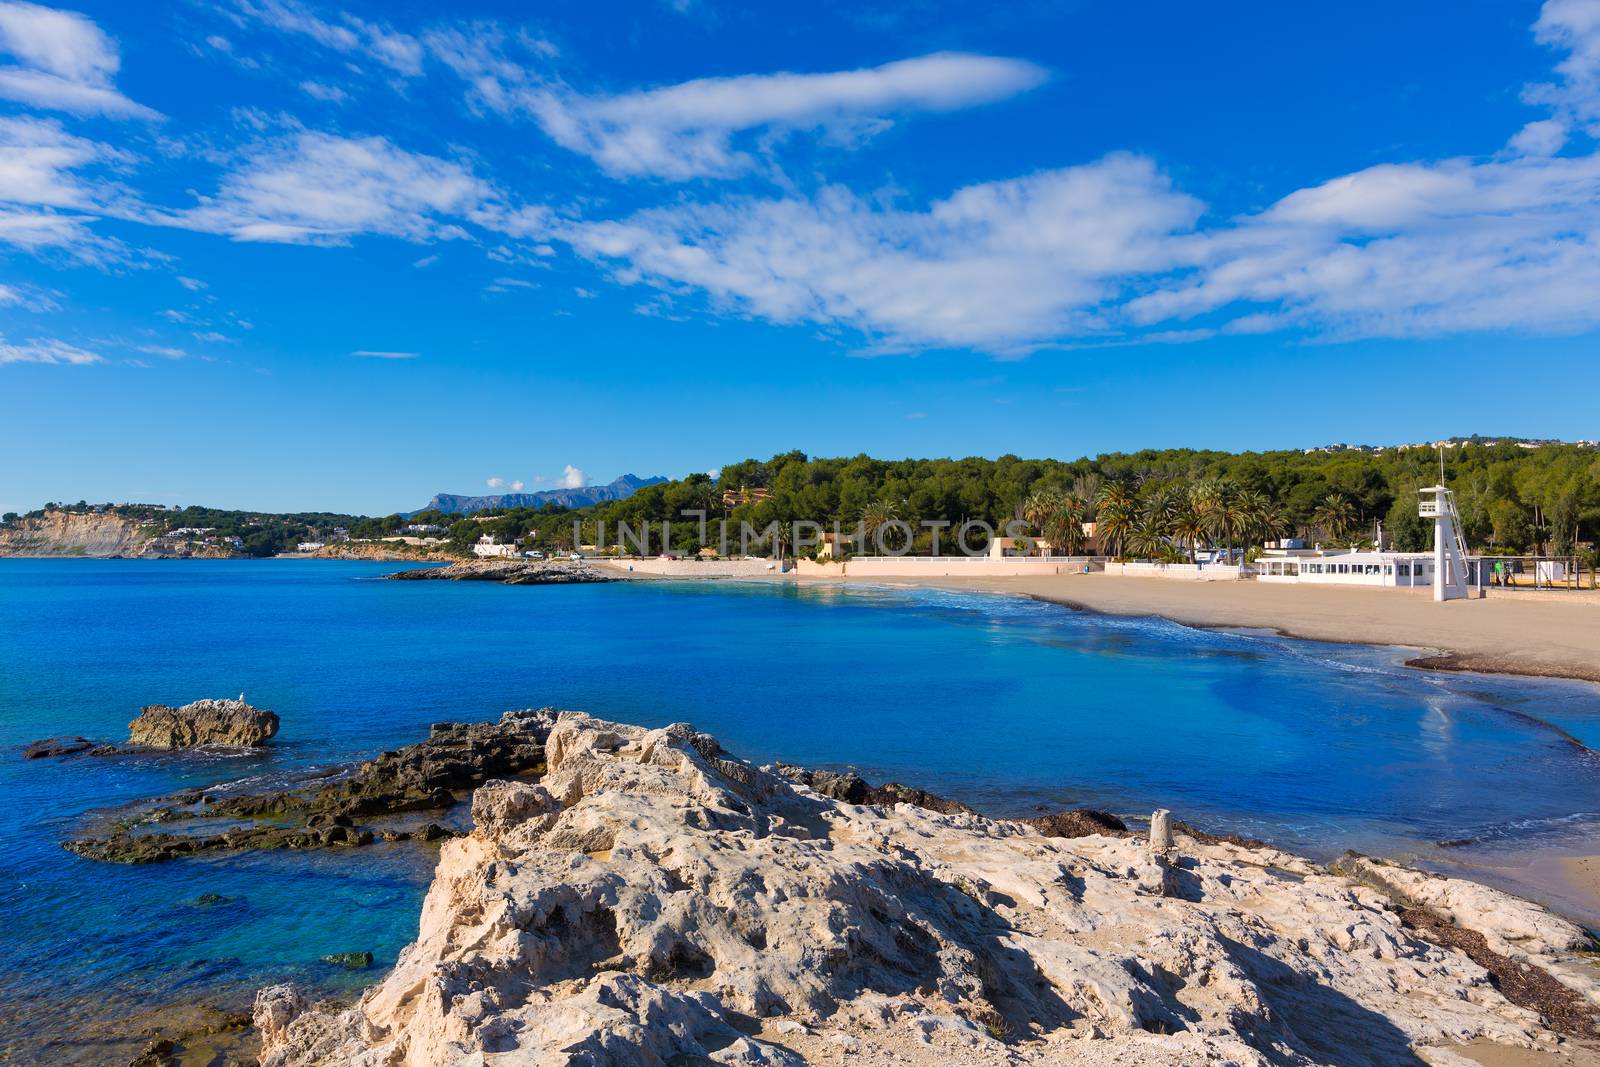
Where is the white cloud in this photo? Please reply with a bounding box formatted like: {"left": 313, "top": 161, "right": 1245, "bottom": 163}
{"left": 136, "top": 344, "right": 186, "bottom": 359}
{"left": 559, "top": 464, "right": 584, "bottom": 488}
{"left": 486, "top": 476, "right": 504, "bottom": 488}
{"left": 0, "top": 114, "right": 101, "bottom": 206}
{"left": 0, "top": 334, "right": 100, "bottom": 364}
{"left": 176, "top": 275, "right": 206, "bottom": 291}
{"left": 299, "top": 80, "right": 347, "bottom": 104}
{"left": 1527, "top": 0, "right": 1600, "bottom": 136}
{"left": 412, "top": 253, "right": 438, "bottom": 268}
{"left": 0, "top": 1, "right": 158, "bottom": 118}
{"left": 526, "top": 52, "right": 1047, "bottom": 179}
{"left": 352, "top": 349, "right": 418, "bottom": 358}
{"left": 234, "top": 0, "right": 423, "bottom": 76}
{"left": 509, "top": 480, "right": 524, "bottom": 491}
{"left": 558, "top": 2, "right": 1600, "bottom": 350}
{"left": 172, "top": 132, "right": 496, "bottom": 244}
{"left": 564, "top": 153, "right": 1201, "bottom": 352}
{"left": 0, "top": 115, "right": 130, "bottom": 260}
{"left": 705, "top": 467, "right": 720, "bottom": 480}
{"left": 1509, "top": 117, "right": 1567, "bottom": 156}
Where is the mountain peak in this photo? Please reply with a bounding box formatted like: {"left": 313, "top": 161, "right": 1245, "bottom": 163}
{"left": 415, "top": 474, "right": 666, "bottom": 516}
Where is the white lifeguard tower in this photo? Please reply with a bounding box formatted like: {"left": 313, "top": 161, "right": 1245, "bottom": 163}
{"left": 1418, "top": 484, "right": 1473, "bottom": 601}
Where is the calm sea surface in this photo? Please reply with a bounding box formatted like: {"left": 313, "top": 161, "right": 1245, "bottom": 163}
{"left": 4, "top": 559, "right": 1600, "bottom": 1056}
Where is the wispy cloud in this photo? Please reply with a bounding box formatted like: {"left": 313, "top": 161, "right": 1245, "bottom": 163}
{"left": 168, "top": 131, "right": 498, "bottom": 244}
{"left": 352, "top": 349, "right": 418, "bottom": 358}
{"left": 298, "top": 79, "right": 347, "bottom": 104}
{"left": 232, "top": 0, "right": 422, "bottom": 76}
{"left": 0, "top": 1, "right": 159, "bottom": 118}
{"left": 136, "top": 344, "right": 186, "bottom": 359}
{"left": 525, "top": 53, "right": 1047, "bottom": 180}
{"left": 564, "top": 153, "right": 1200, "bottom": 353}
{"left": 0, "top": 334, "right": 100, "bottom": 364}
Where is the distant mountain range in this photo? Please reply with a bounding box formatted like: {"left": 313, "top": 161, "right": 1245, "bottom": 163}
{"left": 416, "top": 474, "right": 667, "bottom": 516}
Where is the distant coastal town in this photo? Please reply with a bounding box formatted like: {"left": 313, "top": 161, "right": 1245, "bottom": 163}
{"left": 3, "top": 438, "right": 1595, "bottom": 587}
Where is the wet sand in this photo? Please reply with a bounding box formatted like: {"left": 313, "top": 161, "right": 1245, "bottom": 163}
{"left": 810, "top": 572, "right": 1600, "bottom": 684}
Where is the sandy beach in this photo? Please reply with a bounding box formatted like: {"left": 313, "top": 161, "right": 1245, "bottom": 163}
{"left": 808, "top": 571, "right": 1600, "bottom": 684}
{"left": 786, "top": 570, "right": 1600, "bottom": 930}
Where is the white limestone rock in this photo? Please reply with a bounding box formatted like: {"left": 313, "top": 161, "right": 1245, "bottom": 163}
{"left": 257, "top": 712, "right": 1598, "bottom": 1066}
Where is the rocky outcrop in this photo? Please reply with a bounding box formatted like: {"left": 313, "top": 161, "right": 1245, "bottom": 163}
{"left": 387, "top": 560, "right": 614, "bottom": 585}
{"left": 68, "top": 710, "right": 552, "bottom": 863}
{"left": 776, "top": 763, "right": 974, "bottom": 814}
{"left": 128, "top": 698, "right": 279, "bottom": 749}
{"left": 0, "top": 510, "right": 234, "bottom": 558}
{"left": 256, "top": 713, "right": 1600, "bottom": 1066}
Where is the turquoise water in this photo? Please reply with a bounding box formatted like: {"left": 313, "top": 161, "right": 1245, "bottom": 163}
{"left": 4, "top": 559, "right": 1600, "bottom": 1056}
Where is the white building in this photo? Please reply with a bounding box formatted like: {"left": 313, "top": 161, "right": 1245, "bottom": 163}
{"left": 297, "top": 541, "right": 325, "bottom": 552}
{"left": 1254, "top": 486, "right": 1484, "bottom": 597}
{"left": 1255, "top": 548, "right": 1438, "bottom": 588}
{"left": 473, "top": 535, "right": 518, "bottom": 559}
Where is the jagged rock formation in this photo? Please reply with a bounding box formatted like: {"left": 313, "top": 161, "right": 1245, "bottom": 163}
{"left": 128, "top": 698, "right": 280, "bottom": 748}
{"left": 68, "top": 711, "right": 551, "bottom": 863}
{"left": 255, "top": 713, "right": 1600, "bottom": 1066}
{"left": 388, "top": 560, "right": 614, "bottom": 585}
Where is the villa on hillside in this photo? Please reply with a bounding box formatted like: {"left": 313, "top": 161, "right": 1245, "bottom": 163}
{"left": 473, "top": 535, "right": 518, "bottom": 559}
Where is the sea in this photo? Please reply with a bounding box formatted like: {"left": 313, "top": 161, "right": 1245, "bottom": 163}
{"left": 4, "top": 558, "right": 1600, "bottom": 1059}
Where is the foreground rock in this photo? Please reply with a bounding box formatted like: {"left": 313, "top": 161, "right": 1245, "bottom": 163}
{"left": 67, "top": 711, "right": 552, "bottom": 863}
{"left": 256, "top": 713, "right": 1600, "bottom": 1066}
{"left": 388, "top": 559, "right": 613, "bottom": 585}
{"left": 128, "top": 698, "right": 279, "bottom": 748}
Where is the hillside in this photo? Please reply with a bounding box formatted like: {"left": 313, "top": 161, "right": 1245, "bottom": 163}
{"left": 417, "top": 474, "right": 665, "bottom": 515}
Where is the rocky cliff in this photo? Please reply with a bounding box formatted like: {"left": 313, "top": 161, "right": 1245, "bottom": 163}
{"left": 0, "top": 511, "right": 232, "bottom": 558}
{"left": 255, "top": 713, "right": 1600, "bottom": 1066}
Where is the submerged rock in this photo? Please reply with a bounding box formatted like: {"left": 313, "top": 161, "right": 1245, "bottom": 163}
{"left": 67, "top": 709, "right": 551, "bottom": 863}
{"left": 127, "top": 698, "right": 279, "bottom": 749}
{"left": 256, "top": 712, "right": 1600, "bottom": 1066}
{"left": 22, "top": 735, "right": 95, "bottom": 759}
{"left": 319, "top": 951, "right": 373, "bottom": 970}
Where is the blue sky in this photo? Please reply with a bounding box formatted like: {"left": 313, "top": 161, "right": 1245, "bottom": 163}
{"left": 2, "top": 0, "right": 1598, "bottom": 514}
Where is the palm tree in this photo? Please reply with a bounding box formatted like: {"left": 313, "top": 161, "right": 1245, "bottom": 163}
{"left": 1192, "top": 479, "right": 1245, "bottom": 564}
{"left": 1094, "top": 481, "right": 1136, "bottom": 559}
{"left": 1127, "top": 510, "right": 1173, "bottom": 561}
{"left": 1172, "top": 507, "right": 1207, "bottom": 564}
{"left": 1044, "top": 491, "right": 1089, "bottom": 556}
{"left": 1022, "top": 489, "right": 1064, "bottom": 552}
{"left": 1237, "top": 488, "right": 1285, "bottom": 548}
{"left": 1311, "top": 494, "right": 1358, "bottom": 545}
{"left": 860, "top": 500, "right": 901, "bottom": 552}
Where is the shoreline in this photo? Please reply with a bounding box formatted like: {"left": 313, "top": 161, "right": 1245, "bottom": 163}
{"left": 772, "top": 570, "right": 1600, "bottom": 686}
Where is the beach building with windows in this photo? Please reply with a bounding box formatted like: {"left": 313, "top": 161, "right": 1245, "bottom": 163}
{"left": 1254, "top": 548, "right": 1439, "bottom": 588}
{"left": 1254, "top": 486, "right": 1485, "bottom": 597}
